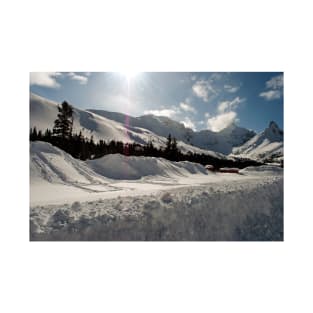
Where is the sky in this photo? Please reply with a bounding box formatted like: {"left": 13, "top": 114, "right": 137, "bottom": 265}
{"left": 30, "top": 72, "right": 283, "bottom": 133}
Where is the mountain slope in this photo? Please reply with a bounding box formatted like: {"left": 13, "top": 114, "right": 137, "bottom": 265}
{"left": 90, "top": 110, "right": 256, "bottom": 154}
{"left": 30, "top": 93, "right": 224, "bottom": 158}
{"left": 232, "top": 121, "right": 283, "bottom": 160}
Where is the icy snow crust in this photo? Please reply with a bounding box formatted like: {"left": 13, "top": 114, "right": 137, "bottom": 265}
{"left": 30, "top": 142, "right": 283, "bottom": 241}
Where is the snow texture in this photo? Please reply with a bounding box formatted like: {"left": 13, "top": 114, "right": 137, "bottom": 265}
{"left": 87, "top": 154, "right": 208, "bottom": 180}
{"left": 30, "top": 142, "right": 283, "bottom": 241}
{"left": 89, "top": 110, "right": 256, "bottom": 154}
{"left": 30, "top": 176, "right": 283, "bottom": 241}
{"left": 31, "top": 93, "right": 283, "bottom": 160}
{"left": 232, "top": 121, "right": 283, "bottom": 161}
{"left": 30, "top": 93, "right": 224, "bottom": 158}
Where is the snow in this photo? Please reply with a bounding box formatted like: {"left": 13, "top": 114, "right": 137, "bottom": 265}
{"left": 30, "top": 141, "right": 216, "bottom": 206}
{"left": 232, "top": 121, "right": 283, "bottom": 160}
{"left": 30, "top": 93, "right": 223, "bottom": 158}
{"left": 30, "top": 176, "right": 283, "bottom": 241}
{"left": 90, "top": 110, "right": 256, "bottom": 154}
{"left": 30, "top": 141, "right": 109, "bottom": 185}
{"left": 30, "top": 141, "right": 283, "bottom": 240}
{"left": 87, "top": 153, "right": 208, "bottom": 180}
{"left": 30, "top": 93, "right": 283, "bottom": 160}
{"left": 239, "top": 165, "right": 283, "bottom": 175}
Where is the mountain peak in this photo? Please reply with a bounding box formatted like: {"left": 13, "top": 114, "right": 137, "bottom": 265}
{"left": 264, "top": 121, "right": 283, "bottom": 140}
{"left": 269, "top": 121, "right": 279, "bottom": 130}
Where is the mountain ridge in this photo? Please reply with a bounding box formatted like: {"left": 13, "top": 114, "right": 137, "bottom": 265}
{"left": 30, "top": 93, "right": 283, "bottom": 160}
{"left": 30, "top": 93, "right": 225, "bottom": 159}
{"left": 232, "top": 121, "right": 283, "bottom": 161}
{"left": 88, "top": 109, "right": 256, "bottom": 154}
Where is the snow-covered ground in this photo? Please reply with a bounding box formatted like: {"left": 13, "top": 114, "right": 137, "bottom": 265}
{"left": 30, "top": 142, "right": 283, "bottom": 241}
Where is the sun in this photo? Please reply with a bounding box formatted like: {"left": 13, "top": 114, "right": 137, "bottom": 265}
{"left": 118, "top": 71, "right": 139, "bottom": 82}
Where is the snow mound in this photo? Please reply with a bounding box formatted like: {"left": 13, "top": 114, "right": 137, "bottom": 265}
{"left": 240, "top": 165, "right": 283, "bottom": 175}
{"left": 87, "top": 154, "right": 208, "bottom": 180}
{"left": 30, "top": 141, "right": 109, "bottom": 185}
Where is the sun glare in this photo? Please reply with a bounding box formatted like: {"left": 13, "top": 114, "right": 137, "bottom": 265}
{"left": 119, "top": 71, "right": 139, "bottom": 82}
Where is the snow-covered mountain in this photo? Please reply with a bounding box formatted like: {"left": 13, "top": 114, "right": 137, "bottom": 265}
{"left": 232, "top": 121, "right": 283, "bottom": 161}
{"left": 90, "top": 109, "right": 256, "bottom": 154}
{"left": 30, "top": 93, "right": 224, "bottom": 158}
{"left": 192, "top": 123, "right": 256, "bottom": 154}
{"left": 30, "top": 93, "right": 282, "bottom": 160}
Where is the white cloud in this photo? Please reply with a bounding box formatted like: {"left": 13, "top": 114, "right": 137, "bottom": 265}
{"left": 259, "top": 90, "right": 281, "bottom": 100}
{"left": 30, "top": 72, "right": 61, "bottom": 88}
{"left": 179, "top": 102, "right": 197, "bottom": 114}
{"left": 204, "top": 112, "right": 210, "bottom": 118}
{"left": 207, "top": 111, "right": 238, "bottom": 132}
{"left": 68, "top": 72, "right": 88, "bottom": 85}
{"left": 259, "top": 74, "right": 283, "bottom": 101}
{"left": 144, "top": 109, "right": 178, "bottom": 118}
{"left": 181, "top": 117, "right": 196, "bottom": 130}
{"left": 217, "top": 96, "right": 245, "bottom": 113}
{"left": 192, "top": 80, "right": 216, "bottom": 102}
{"left": 224, "top": 84, "right": 240, "bottom": 93}
{"left": 266, "top": 74, "right": 283, "bottom": 89}
{"left": 210, "top": 73, "right": 224, "bottom": 81}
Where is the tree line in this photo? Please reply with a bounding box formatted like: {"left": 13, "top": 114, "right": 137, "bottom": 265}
{"left": 30, "top": 101, "right": 262, "bottom": 169}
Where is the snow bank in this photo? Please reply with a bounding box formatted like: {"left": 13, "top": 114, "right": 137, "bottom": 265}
{"left": 87, "top": 154, "right": 208, "bottom": 180}
{"left": 30, "top": 176, "right": 283, "bottom": 241}
{"left": 30, "top": 142, "right": 213, "bottom": 205}
{"left": 30, "top": 141, "right": 109, "bottom": 185}
{"left": 240, "top": 165, "right": 283, "bottom": 176}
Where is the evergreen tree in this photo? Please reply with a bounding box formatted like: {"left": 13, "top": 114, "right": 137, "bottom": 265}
{"left": 171, "top": 137, "right": 178, "bottom": 153}
{"left": 53, "top": 101, "right": 73, "bottom": 139}
{"left": 37, "top": 130, "right": 42, "bottom": 140}
{"left": 165, "top": 134, "right": 172, "bottom": 154}
{"left": 44, "top": 128, "right": 52, "bottom": 141}
{"left": 32, "top": 127, "right": 38, "bottom": 141}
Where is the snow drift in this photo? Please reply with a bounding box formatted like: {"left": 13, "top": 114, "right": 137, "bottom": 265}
{"left": 30, "top": 176, "right": 283, "bottom": 241}
{"left": 31, "top": 141, "right": 209, "bottom": 184}
{"left": 30, "top": 141, "right": 109, "bottom": 185}
{"left": 87, "top": 154, "right": 208, "bottom": 180}
{"left": 30, "top": 142, "right": 283, "bottom": 241}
